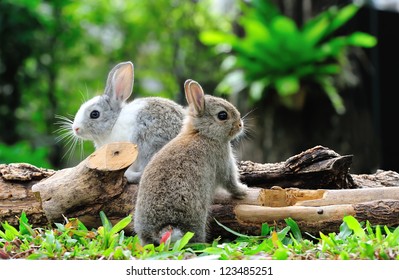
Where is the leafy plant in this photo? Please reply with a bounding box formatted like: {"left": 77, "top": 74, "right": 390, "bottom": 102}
{"left": 1, "top": 213, "right": 399, "bottom": 260}
{"left": 200, "top": 0, "right": 377, "bottom": 113}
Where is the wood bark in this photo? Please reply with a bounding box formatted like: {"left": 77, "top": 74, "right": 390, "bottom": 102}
{"left": 1, "top": 144, "right": 399, "bottom": 240}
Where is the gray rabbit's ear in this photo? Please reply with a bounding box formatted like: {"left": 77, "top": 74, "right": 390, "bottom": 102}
{"left": 186, "top": 80, "right": 205, "bottom": 114}
{"left": 105, "top": 61, "right": 134, "bottom": 103}
{"left": 184, "top": 79, "right": 193, "bottom": 105}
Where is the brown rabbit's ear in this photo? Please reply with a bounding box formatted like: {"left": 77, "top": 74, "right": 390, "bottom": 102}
{"left": 186, "top": 80, "right": 205, "bottom": 114}
{"left": 105, "top": 61, "right": 134, "bottom": 103}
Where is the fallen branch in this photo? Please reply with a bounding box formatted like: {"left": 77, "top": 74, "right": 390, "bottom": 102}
{"left": 1, "top": 144, "right": 399, "bottom": 240}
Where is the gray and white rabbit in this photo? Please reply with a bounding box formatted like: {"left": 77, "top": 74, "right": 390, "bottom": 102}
{"left": 70, "top": 61, "right": 185, "bottom": 183}
{"left": 134, "top": 79, "right": 248, "bottom": 245}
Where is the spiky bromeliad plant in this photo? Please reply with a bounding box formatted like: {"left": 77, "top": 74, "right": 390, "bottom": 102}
{"left": 200, "top": 0, "right": 377, "bottom": 114}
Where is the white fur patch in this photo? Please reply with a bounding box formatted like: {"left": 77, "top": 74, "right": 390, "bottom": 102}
{"left": 72, "top": 96, "right": 101, "bottom": 136}
{"left": 107, "top": 98, "right": 147, "bottom": 142}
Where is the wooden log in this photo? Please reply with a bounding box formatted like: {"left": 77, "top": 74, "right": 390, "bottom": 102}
{"left": 2, "top": 144, "right": 399, "bottom": 240}
{"left": 0, "top": 163, "right": 54, "bottom": 228}
{"left": 239, "top": 145, "right": 356, "bottom": 189}
{"left": 31, "top": 142, "right": 138, "bottom": 223}
{"left": 257, "top": 187, "right": 399, "bottom": 207}
{"left": 226, "top": 199, "right": 399, "bottom": 236}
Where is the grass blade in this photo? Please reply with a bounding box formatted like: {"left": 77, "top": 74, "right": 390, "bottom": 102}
{"left": 214, "top": 218, "right": 251, "bottom": 238}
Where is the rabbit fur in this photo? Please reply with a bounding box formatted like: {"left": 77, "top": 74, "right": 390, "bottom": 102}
{"left": 134, "top": 79, "right": 248, "bottom": 245}
{"left": 72, "top": 61, "right": 185, "bottom": 183}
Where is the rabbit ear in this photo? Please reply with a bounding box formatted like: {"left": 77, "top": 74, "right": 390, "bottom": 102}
{"left": 185, "top": 80, "right": 205, "bottom": 114}
{"left": 184, "top": 79, "right": 193, "bottom": 105}
{"left": 105, "top": 61, "right": 134, "bottom": 103}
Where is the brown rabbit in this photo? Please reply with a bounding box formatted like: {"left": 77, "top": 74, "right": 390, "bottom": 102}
{"left": 133, "top": 79, "right": 247, "bottom": 245}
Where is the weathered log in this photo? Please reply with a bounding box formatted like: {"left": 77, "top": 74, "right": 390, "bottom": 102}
{"left": 221, "top": 199, "right": 399, "bottom": 237}
{"left": 239, "top": 145, "right": 356, "bottom": 189}
{"left": 1, "top": 144, "right": 399, "bottom": 240}
{"left": 0, "top": 163, "right": 54, "bottom": 228}
{"left": 31, "top": 142, "right": 138, "bottom": 223}
{"left": 258, "top": 187, "right": 399, "bottom": 207}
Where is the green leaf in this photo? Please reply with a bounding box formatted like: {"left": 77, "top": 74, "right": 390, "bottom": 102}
{"left": 1, "top": 222, "right": 20, "bottom": 239}
{"left": 19, "top": 212, "right": 34, "bottom": 236}
{"left": 273, "top": 248, "right": 289, "bottom": 260}
{"left": 172, "top": 232, "right": 194, "bottom": 252}
{"left": 0, "top": 229, "right": 7, "bottom": 240}
{"left": 347, "top": 32, "right": 377, "bottom": 48}
{"left": 261, "top": 223, "right": 271, "bottom": 236}
{"left": 285, "top": 218, "right": 302, "bottom": 241}
{"left": 199, "top": 31, "right": 235, "bottom": 46}
{"left": 343, "top": 216, "right": 366, "bottom": 239}
{"left": 271, "top": 16, "right": 298, "bottom": 35}
{"left": 338, "top": 220, "right": 352, "bottom": 240}
{"left": 110, "top": 215, "right": 132, "bottom": 235}
{"left": 275, "top": 76, "right": 300, "bottom": 96}
{"left": 77, "top": 220, "right": 88, "bottom": 231}
{"left": 375, "top": 225, "right": 382, "bottom": 242}
{"left": 99, "top": 211, "right": 112, "bottom": 232}
{"left": 277, "top": 226, "right": 291, "bottom": 240}
{"left": 319, "top": 232, "right": 335, "bottom": 247}
{"left": 329, "top": 4, "right": 359, "bottom": 34}
{"left": 214, "top": 218, "right": 251, "bottom": 238}
{"left": 302, "top": 15, "right": 330, "bottom": 45}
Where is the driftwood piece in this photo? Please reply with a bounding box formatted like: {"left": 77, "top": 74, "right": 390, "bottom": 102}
{"left": 31, "top": 142, "right": 138, "bottom": 223}
{"left": 1, "top": 145, "right": 399, "bottom": 239}
{"left": 239, "top": 145, "right": 355, "bottom": 189}
{"left": 0, "top": 163, "right": 54, "bottom": 228}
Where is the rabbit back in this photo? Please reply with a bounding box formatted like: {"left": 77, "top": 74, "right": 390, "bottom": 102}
{"left": 122, "top": 97, "right": 185, "bottom": 176}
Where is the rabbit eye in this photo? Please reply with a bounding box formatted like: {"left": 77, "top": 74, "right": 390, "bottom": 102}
{"left": 217, "top": 111, "right": 228, "bottom": 121}
{"left": 90, "top": 110, "right": 100, "bottom": 119}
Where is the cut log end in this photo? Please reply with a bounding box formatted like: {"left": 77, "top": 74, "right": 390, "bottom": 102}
{"left": 86, "top": 142, "right": 138, "bottom": 171}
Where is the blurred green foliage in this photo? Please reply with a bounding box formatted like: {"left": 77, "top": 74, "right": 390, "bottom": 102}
{"left": 200, "top": 0, "right": 377, "bottom": 113}
{"left": 0, "top": 0, "right": 225, "bottom": 168}
{"left": 0, "top": 0, "right": 377, "bottom": 169}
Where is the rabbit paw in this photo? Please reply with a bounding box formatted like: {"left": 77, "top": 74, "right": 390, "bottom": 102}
{"left": 124, "top": 170, "right": 142, "bottom": 184}
{"left": 231, "top": 183, "right": 248, "bottom": 199}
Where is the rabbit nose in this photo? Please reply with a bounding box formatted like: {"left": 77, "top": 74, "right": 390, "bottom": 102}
{"left": 74, "top": 127, "right": 80, "bottom": 133}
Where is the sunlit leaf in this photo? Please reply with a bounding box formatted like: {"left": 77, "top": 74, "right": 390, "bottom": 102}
{"left": 347, "top": 32, "right": 377, "bottom": 48}
{"left": 199, "top": 31, "right": 235, "bottom": 46}
{"left": 110, "top": 215, "right": 132, "bottom": 235}
{"left": 329, "top": 4, "right": 359, "bottom": 34}
{"left": 275, "top": 76, "right": 300, "bottom": 96}
{"left": 343, "top": 216, "right": 366, "bottom": 239}
{"left": 271, "top": 16, "right": 298, "bottom": 35}
{"left": 214, "top": 218, "right": 251, "bottom": 238}
{"left": 338, "top": 219, "right": 352, "bottom": 240}
{"left": 172, "top": 232, "right": 194, "bottom": 252}
{"left": 273, "top": 248, "right": 289, "bottom": 260}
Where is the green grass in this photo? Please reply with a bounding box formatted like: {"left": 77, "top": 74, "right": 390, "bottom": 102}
{"left": 1, "top": 212, "right": 398, "bottom": 260}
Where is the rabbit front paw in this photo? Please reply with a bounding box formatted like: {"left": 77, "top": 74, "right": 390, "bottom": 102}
{"left": 124, "top": 170, "right": 142, "bottom": 184}
{"left": 231, "top": 182, "right": 248, "bottom": 199}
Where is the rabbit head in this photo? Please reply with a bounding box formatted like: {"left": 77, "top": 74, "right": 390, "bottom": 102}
{"left": 183, "top": 79, "right": 243, "bottom": 142}
{"left": 72, "top": 61, "right": 134, "bottom": 148}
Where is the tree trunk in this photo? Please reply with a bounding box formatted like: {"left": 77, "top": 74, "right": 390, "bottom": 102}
{"left": 1, "top": 144, "right": 399, "bottom": 240}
